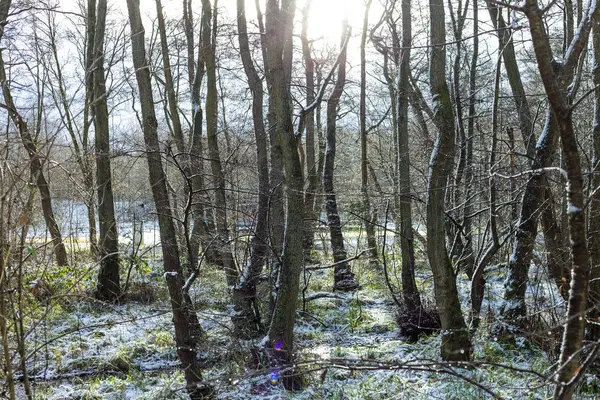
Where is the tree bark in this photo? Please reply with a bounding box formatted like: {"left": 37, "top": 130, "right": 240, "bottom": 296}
{"left": 360, "top": 0, "right": 379, "bottom": 268}
{"left": 48, "top": 8, "right": 97, "bottom": 258}
{"left": 487, "top": 3, "right": 536, "bottom": 157}
{"left": 324, "top": 26, "right": 357, "bottom": 292}
{"left": 448, "top": 0, "right": 469, "bottom": 264}
{"left": 264, "top": 0, "right": 305, "bottom": 390}
{"left": 182, "top": 0, "right": 221, "bottom": 269}
{"left": 397, "top": 0, "right": 422, "bottom": 312}
{"left": 462, "top": 0, "right": 478, "bottom": 279}
{"left": 520, "top": 1, "right": 597, "bottom": 397}
{"left": 125, "top": 1, "right": 211, "bottom": 397}
{"left": 0, "top": 46, "right": 68, "bottom": 268}
{"left": 302, "top": 1, "right": 318, "bottom": 259}
{"left": 200, "top": 0, "right": 238, "bottom": 287}
{"left": 92, "top": 0, "right": 120, "bottom": 302}
{"left": 497, "top": 0, "right": 591, "bottom": 334}
{"left": 231, "top": 0, "right": 270, "bottom": 338}
{"left": 588, "top": 21, "right": 600, "bottom": 340}
{"left": 427, "top": 0, "right": 470, "bottom": 361}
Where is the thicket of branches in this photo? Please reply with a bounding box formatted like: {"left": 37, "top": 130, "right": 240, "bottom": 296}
{"left": 1, "top": 0, "right": 600, "bottom": 398}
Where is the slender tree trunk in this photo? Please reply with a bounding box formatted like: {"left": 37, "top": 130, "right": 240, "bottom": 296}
{"left": 313, "top": 65, "right": 326, "bottom": 224}
{"left": 0, "top": 191, "right": 15, "bottom": 400}
{"left": 462, "top": 0, "right": 478, "bottom": 279}
{"left": 83, "top": 0, "right": 98, "bottom": 257}
{"left": 397, "top": 0, "right": 422, "bottom": 312}
{"left": 125, "top": 2, "right": 212, "bottom": 397}
{"left": 265, "top": 76, "right": 285, "bottom": 265}
{"left": 588, "top": 22, "right": 600, "bottom": 339}
{"left": 200, "top": 0, "right": 238, "bottom": 287}
{"left": 182, "top": 1, "right": 220, "bottom": 269}
{"left": 254, "top": 0, "right": 285, "bottom": 276}
{"left": 156, "top": 0, "right": 196, "bottom": 271}
{"left": 427, "top": 0, "right": 470, "bottom": 361}
{"left": 48, "top": 9, "right": 97, "bottom": 258}
{"left": 254, "top": 0, "right": 281, "bottom": 320}
{"left": 302, "top": 1, "right": 318, "bottom": 259}
{"left": 520, "top": 1, "right": 597, "bottom": 397}
{"left": 0, "top": 63, "right": 68, "bottom": 267}
{"left": 324, "top": 26, "right": 358, "bottom": 292}
{"left": 497, "top": 0, "right": 589, "bottom": 334}
{"left": 360, "top": 0, "right": 379, "bottom": 267}
{"left": 541, "top": 184, "right": 569, "bottom": 298}
{"left": 471, "top": 51, "right": 502, "bottom": 325}
{"left": 487, "top": 3, "right": 535, "bottom": 157}
{"left": 231, "top": 0, "right": 270, "bottom": 338}
{"left": 264, "top": 0, "right": 305, "bottom": 390}
{"left": 448, "top": 0, "right": 469, "bottom": 263}
{"left": 500, "top": 112, "right": 559, "bottom": 329}
{"left": 0, "top": 0, "right": 67, "bottom": 268}
{"left": 156, "top": 0, "right": 187, "bottom": 158}
{"left": 92, "top": 0, "right": 120, "bottom": 301}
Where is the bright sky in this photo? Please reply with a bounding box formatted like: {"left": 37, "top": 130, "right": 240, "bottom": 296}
{"left": 59, "top": 0, "right": 367, "bottom": 44}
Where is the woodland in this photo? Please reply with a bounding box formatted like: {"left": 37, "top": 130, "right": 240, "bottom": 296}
{"left": 1, "top": 0, "right": 600, "bottom": 398}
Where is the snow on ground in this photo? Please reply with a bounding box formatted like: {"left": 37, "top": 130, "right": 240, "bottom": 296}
{"left": 19, "top": 258, "right": 597, "bottom": 400}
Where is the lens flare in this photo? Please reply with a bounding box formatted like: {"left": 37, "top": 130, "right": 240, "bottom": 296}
{"left": 269, "top": 371, "right": 279, "bottom": 385}
{"left": 273, "top": 338, "right": 283, "bottom": 352}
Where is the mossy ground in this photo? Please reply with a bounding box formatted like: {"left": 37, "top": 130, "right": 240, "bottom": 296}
{"left": 9, "top": 240, "right": 598, "bottom": 400}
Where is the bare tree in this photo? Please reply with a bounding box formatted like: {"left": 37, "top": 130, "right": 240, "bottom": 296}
{"left": 90, "top": 0, "right": 120, "bottom": 301}
{"left": 516, "top": 0, "right": 599, "bottom": 396}
{"left": 589, "top": 17, "right": 600, "bottom": 340}
{"left": 496, "top": 0, "right": 590, "bottom": 335}
{"left": 125, "top": 0, "right": 212, "bottom": 397}
{"left": 426, "top": 0, "right": 470, "bottom": 361}
{"left": 45, "top": 7, "right": 98, "bottom": 258}
{"left": 231, "top": 0, "right": 270, "bottom": 338}
{"left": 263, "top": 0, "right": 305, "bottom": 389}
{"left": 323, "top": 24, "right": 357, "bottom": 292}
{"left": 397, "top": 0, "right": 422, "bottom": 314}
{"left": 359, "top": 0, "right": 379, "bottom": 267}
{"left": 200, "top": 0, "right": 238, "bottom": 288}
{"left": 0, "top": 0, "right": 68, "bottom": 267}
{"left": 302, "top": 1, "right": 318, "bottom": 259}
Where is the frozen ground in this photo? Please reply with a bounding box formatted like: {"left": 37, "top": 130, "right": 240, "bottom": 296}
{"left": 17, "top": 255, "right": 594, "bottom": 400}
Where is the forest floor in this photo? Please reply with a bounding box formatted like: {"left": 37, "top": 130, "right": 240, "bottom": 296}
{"left": 15, "top": 245, "right": 600, "bottom": 400}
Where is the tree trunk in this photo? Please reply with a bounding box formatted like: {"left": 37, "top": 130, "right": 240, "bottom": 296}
{"left": 200, "top": 0, "right": 238, "bottom": 287}
{"left": 92, "top": 0, "right": 120, "bottom": 302}
{"left": 520, "top": 1, "right": 597, "bottom": 397}
{"left": 324, "top": 26, "right": 358, "bottom": 292}
{"left": 231, "top": 0, "right": 270, "bottom": 338}
{"left": 427, "top": 0, "right": 470, "bottom": 361}
{"left": 182, "top": 1, "right": 221, "bottom": 269}
{"left": 588, "top": 21, "right": 600, "bottom": 340}
{"left": 540, "top": 184, "right": 569, "bottom": 299}
{"left": 125, "top": 1, "right": 212, "bottom": 397}
{"left": 397, "top": 0, "right": 422, "bottom": 312}
{"left": 497, "top": 0, "right": 589, "bottom": 334}
{"left": 487, "top": 3, "right": 536, "bottom": 157}
{"left": 264, "top": 0, "right": 305, "bottom": 390}
{"left": 302, "top": 1, "right": 318, "bottom": 259}
{"left": 0, "top": 63, "right": 68, "bottom": 267}
{"left": 462, "top": 0, "right": 478, "bottom": 279}
{"left": 500, "top": 112, "right": 559, "bottom": 330}
{"left": 360, "top": 0, "right": 379, "bottom": 268}
{"left": 448, "top": 0, "right": 469, "bottom": 264}
{"left": 48, "top": 7, "right": 97, "bottom": 258}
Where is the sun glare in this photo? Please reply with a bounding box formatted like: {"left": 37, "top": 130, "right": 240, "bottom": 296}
{"left": 304, "top": 0, "right": 364, "bottom": 43}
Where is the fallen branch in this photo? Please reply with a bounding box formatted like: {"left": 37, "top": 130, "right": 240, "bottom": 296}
{"left": 304, "top": 249, "right": 374, "bottom": 271}
{"left": 304, "top": 292, "right": 346, "bottom": 302}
